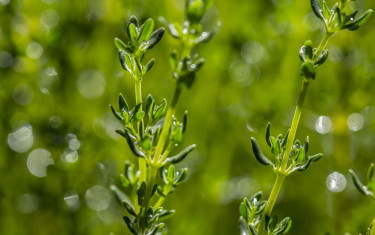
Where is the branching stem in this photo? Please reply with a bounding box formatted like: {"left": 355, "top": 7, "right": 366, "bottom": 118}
{"left": 257, "top": 31, "right": 333, "bottom": 235}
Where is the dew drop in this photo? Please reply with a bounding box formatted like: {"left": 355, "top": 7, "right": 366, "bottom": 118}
{"left": 85, "top": 185, "right": 112, "bottom": 211}
{"left": 41, "top": 9, "right": 59, "bottom": 29}
{"left": 8, "top": 125, "right": 33, "bottom": 153}
{"left": 64, "top": 191, "right": 80, "bottom": 211}
{"left": 26, "top": 42, "right": 43, "bottom": 59}
{"left": 69, "top": 139, "right": 81, "bottom": 150}
{"left": 347, "top": 113, "right": 364, "bottom": 132}
{"left": 326, "top": 172, "right": 346, "bottom": 193}
{"left": 241, "top": 41, "right": 265, "bottom": 64}
{"left": 27, "top": 148, "right": 54, "bottom": 177}
{"left": 315, "top": 116, "right": 332, "bottom": 134}
{"left": 77, "top": 70, "right": 106, "bottom": 99}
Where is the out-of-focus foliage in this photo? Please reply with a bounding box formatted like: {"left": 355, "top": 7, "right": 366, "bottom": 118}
{"left": 0, "top": 0, "right": 374, "bottom": 234}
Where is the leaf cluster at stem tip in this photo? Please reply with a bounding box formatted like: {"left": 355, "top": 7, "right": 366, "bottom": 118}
{"left": 114, "top": 16, "right": 164, "bottom": 81}
{"left": 160, "top": 0, "right": 221, "bottom": 89}
{"left": 251, "top": 122, "right": 323, "bottom": 175}
{"left": 299, "top": 0, "right": 373, "bottom": 79}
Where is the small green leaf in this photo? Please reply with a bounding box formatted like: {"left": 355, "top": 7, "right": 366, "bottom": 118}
{"left": 267, "top": 215, "right": 278, "bottom": 233}
{"left": 182, "top": 111, "right": 188, "bottom": 133}
{"left": 129, "top": 15, "right": 139, "bottom": 27}
{"left": 158, "top": 210, "right": 175, "bottom": 221}
{"left": 119, "top": 50, "right": 130, "bottom": 71}
{"left": 254, "top": 201, "right": 267, "bottom": 215}
{"left": 250, "top": 191, "right": 263, "bottom": 202}
{"left": 271, "top": 136, "right": 281, "bottom": 155}
{"left": 322, "top": 0, "right": 331, "bottom": 20}
{"left": 123, "top": 216, "right": 137, "bottom": 234}
{"left": 173, "top": 168, "right": 188, "bottom": 185}
{"left": 195, "top": 31, "right": 217, "bottom": 44}
{"left": 311, "top": 0, "right": 325, "bottom": 21}
{"left": 251, "top": 137, "right": 274, "bottom": 166}
{"left": 149, "top": 223, "right": 164, "bottom": 235}
{"left": 110, "top": 105, "right": 123, "bottom": 121}
{"left": 137, "top": 181, "right": 147, "bottom": 205}
{"left": 143, "top": 59, "right": 155, "bottom": 74}
{"left": 239, "top": 219, "right": 250, "bottom": 235}
{"left": 281, "top": 129, "right": 289, "bottom": 148}
{"left": 249, "top": 224, "right": 258, "bottom": 235}
{"left": 167, "top": 165, "right": 175, "bottom": 183}
{"left": 304, "top": 40, "right": 313, "bottom": 59}
{"left": 142, "top": 28, "right": 165, "bottom": 50}
{"left": 138, "top": 18, "right": 154, "bottom": 43}
{"left": 133, "top": 102, "right": 142, "bottom": 115}
{"left": 273, "top": 217, "right": 292, "bottom": 234}
{"left": 265, "top": 122, "right": 272, "bottom": 147}
{"left": 159, "top": 17, "right": 181, "bottom": 39}
{"left": 122, "top": 201, "right": 137, "bottom": 217}
{"left": 140, "top": 134, "right": 151, "bottom": 151}
{"left": 135, "top": 111, "right": 145, "bottom": 121}
{"left": 314, "top": 50, "right": 329, "bottom": 66}
{"left": 127, "top": 23, "right": 138, "bottom": 43}
{"left": 349, "top": 169, "right": 369, "bottom": 196}
{"left": 160, "top": 167, "right": 168, "bottom": 184}
{"left": 145, "top": 94, "right": 155, "bottom": 118}
{"left": 310, "top": 153, "right": 323, "bottom": 162}
{"left": 303, "top": 136, "right": 309, "bottom": 154}
{"left": 170, "top": 50, "right": 178, "bottom": 71}
{"left": 239, "top": 202, "right": 249, "bottom": 222}
{"left": 368, "top": 163, "right": 374, "bottom": 182}
{"left": 116, "top": 129, "right": 145, "bottom": 158}
{"left": 153, "top": 99, "right": 167, "bottom": 119}
{"left": 119, "top": 93, "right": 129, "bottom": 111}
{"left": 166, "top": 144, "right": 196, "bottom": 164}
{"left": 114, "top": 38, "right": 130, "bottom": 52}
{"left": 343, "top": 9, "right": 373, "bottom": 31}
{"left": 295, "top": 148, "right": 305, "bottom": 163}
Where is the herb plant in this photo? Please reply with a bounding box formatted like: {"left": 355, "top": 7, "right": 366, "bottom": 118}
{"left": 109, "top": 1, "right": 219, "bottom": 234}
{"left": 239, "top": 0, "right": 373, "bottom": 234}
{"left": 350, "top": 163, "right": 375, "bottom": 235}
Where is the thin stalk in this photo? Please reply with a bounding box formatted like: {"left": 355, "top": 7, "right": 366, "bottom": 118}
{"left": 315, "top": 32, "right": 332, "bottom": 58}
{"left": 280, "top": 79, "right": 310, "bottom": 173}
{"left": 152, "top": 86, "right": 182, "bottom": 166}
{"left": 257, "top": 174, "right": 285, "bottom": 234}
{"left": 135, "top": 80, "right": 147, "bottom": 184}
{"left": 142, "top": 166, "right": 158, "bottom": 208}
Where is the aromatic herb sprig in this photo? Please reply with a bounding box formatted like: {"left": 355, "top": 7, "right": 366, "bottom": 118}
{"left": 110, "top": 1, "right": 219, "bottom": 234}
{"left": 239, "top": 1, "right": 373, "bottom": 234}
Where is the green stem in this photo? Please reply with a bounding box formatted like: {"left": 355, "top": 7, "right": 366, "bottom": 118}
{"left": 280, "top": 79, "right": 310, "bottom": 173}
{"left": 142, "top": 166, "right": 158, "bottom": 208}
{"left": 152, "top": 86, "right": 182, "bottom": 165}
{"left": 258, "top": 79, "right": 309, "bottom": 234}
{"left": 135, "top": 80, "right": 147, "bottom": 184}
{"left": 257, "top": 174, "right": 286, "bottom": 235}
{"left": 315, "top": 32, "right": 332, "bottom": 58}
{"left": 371, "top": 215, "right": 375, "bottom": 235}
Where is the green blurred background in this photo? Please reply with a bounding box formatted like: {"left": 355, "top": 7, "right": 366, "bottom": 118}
{"left": 1, "top": 0, "right": 375, "bottom": 234}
